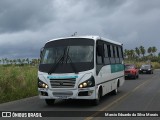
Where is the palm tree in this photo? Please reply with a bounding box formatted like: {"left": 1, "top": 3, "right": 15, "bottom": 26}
{"left": 31, "top": 59, "right": 37, "bottom": 66}
{"left": 17, "top": 59, "right": 21, "bottom": 65}
{"left": 13, "top": 59, "right": 16, "bottom": 65}
{"left": 152, "top": 46, "right": 157, "bottom": 56}
{"left": 135, "top": 47, "right": 140, "bottom": 58}
{"left": 139, "top": 46, "right": 146, "bottom": 57}
{"left": 130, "top": 50, "right": 135, "bottom": 58}
{"left": 126, "top": 49, "right": 131, "bottom": 59}
{"left": 10, "top": 60, "right": 13, "bottom": 65}
{"left": 22, "top": 59, "right": 26, "bottom": 65}
{"left": 5, "top": 58, "right": 9, "bottom": 65}
{"left": 147, "top": 47, "right": 152, "bottom": 56}
{"left": 26, "top": 58, "right": 30, "bottom": 65}
{"left": 124, "top": 49, "right": 135, "bottom": 59}
{"left": 124, "top": 49, "right": 128, "bottom": 58}
{"left": 2, "top": 58, "right": 5, "bottom": 64}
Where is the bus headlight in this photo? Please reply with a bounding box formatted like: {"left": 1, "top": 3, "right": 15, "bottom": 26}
{"left": 78, "top": 76, "right": 95, "bottom": 88}
{"left": 38, "top": 78, "right": 49, "bottom": 89}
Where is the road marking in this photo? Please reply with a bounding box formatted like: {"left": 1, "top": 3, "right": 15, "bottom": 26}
{"left": 131, "top": 79, "right": 151, "bottom": 92}
{"left": 85, "top": 78, "right": 152, "bottom": 120}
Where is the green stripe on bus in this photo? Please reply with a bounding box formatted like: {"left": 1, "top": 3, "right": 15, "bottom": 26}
{"left": 111, "top": 64, "right": 124, "bottom": 73}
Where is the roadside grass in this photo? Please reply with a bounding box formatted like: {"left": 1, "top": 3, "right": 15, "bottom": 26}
{"left": 0, "top": 65, "right": 38, "bottom": 104}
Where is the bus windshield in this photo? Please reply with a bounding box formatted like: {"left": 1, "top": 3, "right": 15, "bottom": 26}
{"left": 41, "top": 46, "right": 93, "bottom": 64}
{"left": 39, "top": 38, "right": 94, "bottom": 73}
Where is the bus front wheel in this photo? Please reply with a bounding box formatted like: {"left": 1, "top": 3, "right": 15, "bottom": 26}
{"left": 92, "top": 88, "right": 102, "bottom": 106}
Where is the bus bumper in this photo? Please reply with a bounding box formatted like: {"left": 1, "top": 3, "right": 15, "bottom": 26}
{"left": 38, "top": 87, "right": 96, "bottom": 100}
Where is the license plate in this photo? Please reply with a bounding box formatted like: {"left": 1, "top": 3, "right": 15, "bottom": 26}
{"left": 57, "top": 96, "right": 68, "bottom": 99}
{"left": 143, "top": 71, "right": 146, "bottom": 73}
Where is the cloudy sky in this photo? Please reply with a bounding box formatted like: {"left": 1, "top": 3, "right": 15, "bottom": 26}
{"left": 0, "top": 0, "right": 160, "bottom": 59}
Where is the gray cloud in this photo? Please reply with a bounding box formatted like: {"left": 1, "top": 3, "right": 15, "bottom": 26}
{"left": 0, "top": 0, "right": 160, "bottom": 59}
{"left": 94, "top": 0, "right": 127, "bottom": 9}
{"left": 0, "top": 0, "right": 54, "bottom": 34}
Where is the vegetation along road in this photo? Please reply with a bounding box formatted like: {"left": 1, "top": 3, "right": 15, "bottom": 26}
{"left": 0, "top": 69, "right": 160, "bottom": 120}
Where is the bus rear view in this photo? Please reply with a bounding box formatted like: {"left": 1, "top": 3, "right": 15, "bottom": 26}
{"left": 38, "top": 36, "right": 124, "bottom": 105}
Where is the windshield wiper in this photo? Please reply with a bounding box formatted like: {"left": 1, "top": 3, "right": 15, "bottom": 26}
{"left": 65, "top": 47, "right": 78, "bottom": 74}
{"left": 48, "top": 47, "right": 67, "bottom": 74}
{"left": 48, "top": 47, "right": 78, "bottom": 74}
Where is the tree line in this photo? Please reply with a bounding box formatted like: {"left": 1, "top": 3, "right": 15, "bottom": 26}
{"left": 124, "top": 46, "right": 160, "bottom": 62}
{"left": 0, "top": 58, "right": 40, "bottom": 66}
{"left": 1, "top": 46, "right": 160, "bottom": 65}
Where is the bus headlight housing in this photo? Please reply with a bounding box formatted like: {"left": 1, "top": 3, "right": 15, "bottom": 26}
{"left": 78, "top": 76, "right": 95, "bottom": 88}
{"left": 38, "top": 78, "right": 49, "bottom": 89}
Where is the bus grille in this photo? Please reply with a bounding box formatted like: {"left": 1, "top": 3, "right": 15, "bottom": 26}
{"left": 52, "top": 91, "right": 73, "bottom": 97}
{"left": 50, "top": 79, "right": 76, "bottom": 88}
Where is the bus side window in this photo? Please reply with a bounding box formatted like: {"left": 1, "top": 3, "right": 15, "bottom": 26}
{"left": 96, "top": 42, "right": 103, "bottom": 64}
{"left": 110, "top": 45, "right": 116, "bottom": 64}
{"left": 104, "top": 44, "right": 110, "bottom": 64}
{"left": 114, "top": 46, "right": 118, "bottom": 64}
{"left": 107, "top": 45, "right": 111, "bottom": 57}
{"left": 115, "top": 46, "right": 120, "bottom": 64}
{"left": 118, "top": 46, "right": 123, "bottom": 63}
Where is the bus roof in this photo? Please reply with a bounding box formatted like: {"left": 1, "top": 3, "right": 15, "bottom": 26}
{"left": 46, "top": 35, "right": 122, "bottom": 46}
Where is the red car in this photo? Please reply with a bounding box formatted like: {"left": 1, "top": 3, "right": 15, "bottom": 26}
{"left": 125, "top": 64, "right": 139, "bottom": 79}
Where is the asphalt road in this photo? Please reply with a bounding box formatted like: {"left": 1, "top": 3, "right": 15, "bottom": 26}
{"left": 0, "top": 69, "right": 160, "bottom": 120}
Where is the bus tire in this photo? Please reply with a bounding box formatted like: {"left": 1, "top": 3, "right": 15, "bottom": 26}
{"left": 111, "top": 81, "right": 119, "bottom": 95}
{"left": 111, "top": 88, "right": 118, "bottom": 95}
{"left": 45, "top": 99, "right": 55, "bottom": 106}
{"left": 92, "top": 88, "right": 102, "bottom": 106}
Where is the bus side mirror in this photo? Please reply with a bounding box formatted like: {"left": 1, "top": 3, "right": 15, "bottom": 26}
{"left": 40, "top": 47, "right": 44, "bottom": 58}
{"left": 97, "top": 45, "right": 104, "bottom": 56}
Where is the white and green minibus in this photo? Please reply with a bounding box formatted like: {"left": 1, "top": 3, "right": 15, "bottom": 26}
{"left": 38, "top": 36, "right": 124, "bottom": 105}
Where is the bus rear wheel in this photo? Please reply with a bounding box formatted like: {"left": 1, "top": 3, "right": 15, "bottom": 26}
{"left": 111, "top": 88, "right": 118, "bottom": 95}
{"left": 111, "top": 81, "right": 119, "bottom": 95}
{"left": 45, "top": 99, "right": 55, "bottom": 106}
